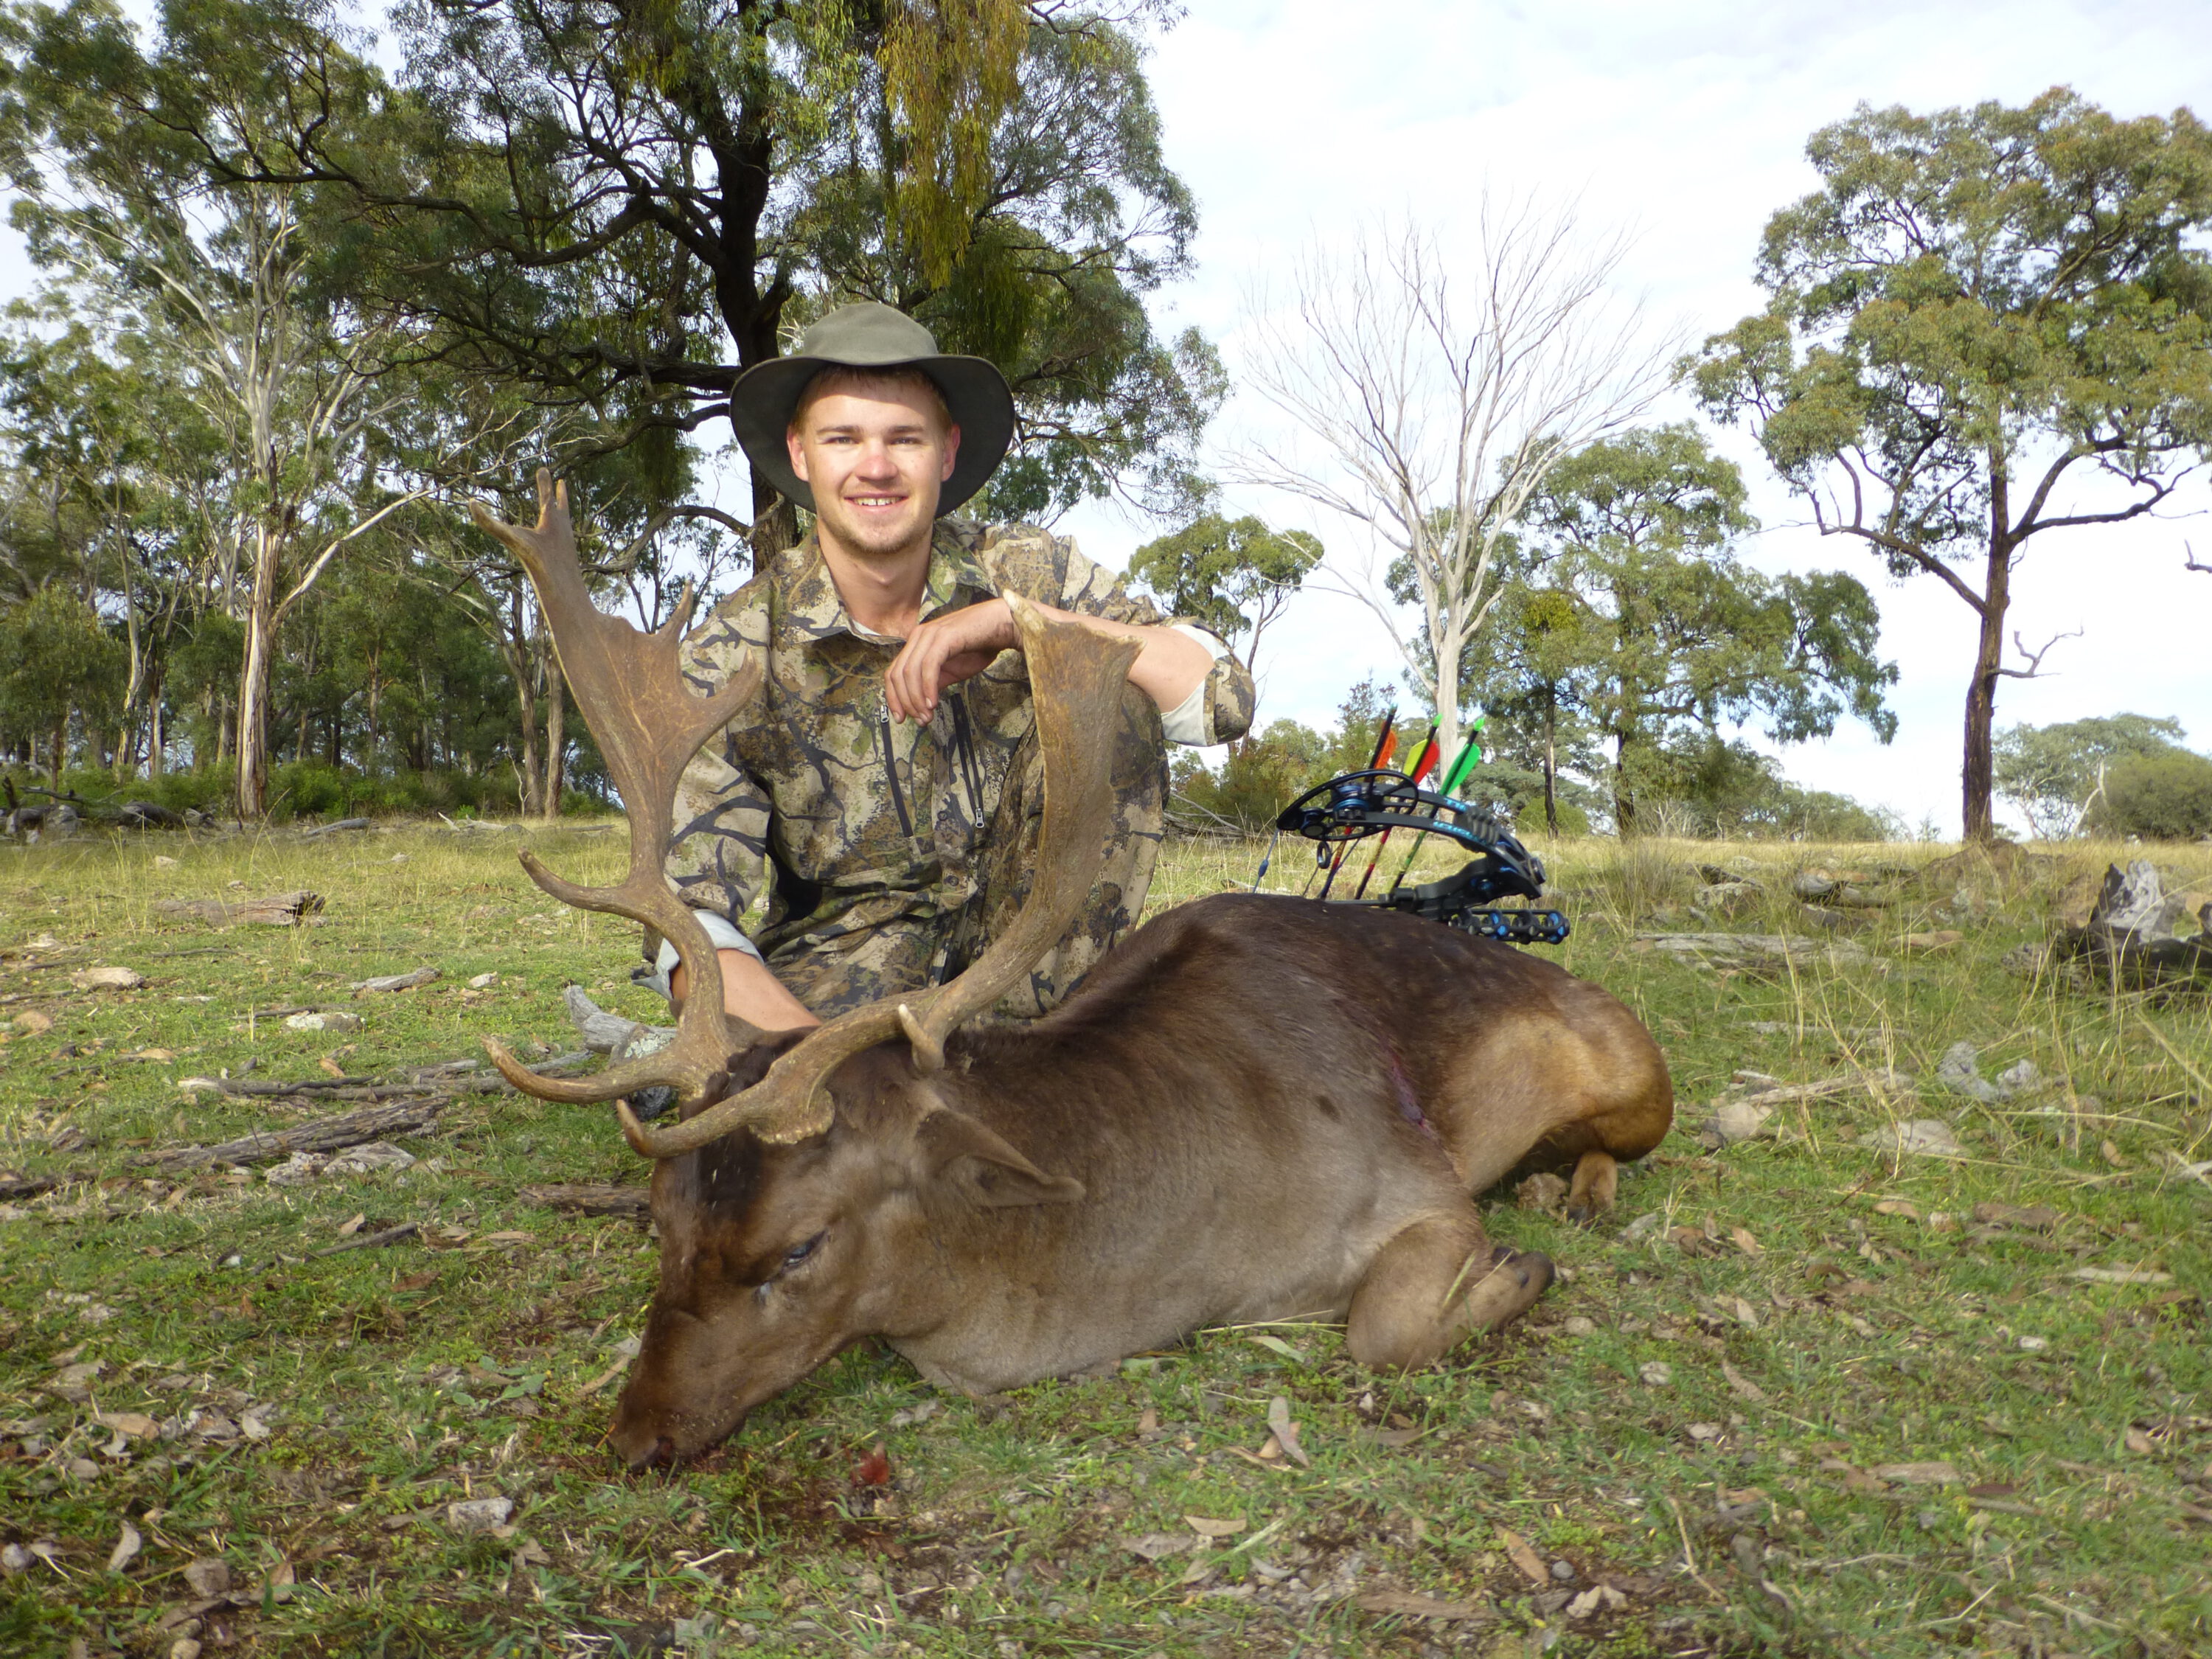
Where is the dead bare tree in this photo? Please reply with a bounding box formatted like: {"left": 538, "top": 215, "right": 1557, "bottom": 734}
{"left": 1234, "top": 207, "right": 1672, "bottom": 769}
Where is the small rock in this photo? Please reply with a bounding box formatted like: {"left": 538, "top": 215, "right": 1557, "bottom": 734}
{"left": 1790, "top": 871, "right": 1837, "bottom": 900}
{"left": 170, "top": 1641, "right": 203, "bottom": 1659}
{"left": 1618, "top": 1211, "right": 1663, "bottom": 1243}
{"left": 1686, "top": 1422, "right": 1723, "bottom": 1442}
{"left": 1860, "top": 1119, "right": 1965, "bottom": 1158}
{"left": 70, "top": 965, "right": 145, "bottom": 992}
{"left": 153, "top": 855, "right": 178, "bottom": 869}
{"left": 284, "top": 1011, "right": 364, "bottom": 1034}
{"left": 353, "top": 967, "right": 439, "bottom": 993}
{"left": 1562, "top": 1315, "right": 1597, "bottom": 1338}
{"left": 1, "top": 1543, "right": 30, "bottom": 1574}
{"left": 1934, "top": 1041, "right": 2002, "bottom": 1102}
{"left": 1873, "top": 1460, "right": 1963, "bottom": 1486}
{"left": 1515, "top": 1172, "right": 1569, "bottom": 1211}
{"left": 264, "top": 1152, "right": 327, "bottom": 1186}
{"left": 324, "top": 1142, "right": 415, "bottom": 1177}
{"left": 1703, "top": 1098, "right": 1775, "bottom": 1147}
{"left": 1638, "top": 1362, "right": 1673, "bottom": 1388}
{"left": 467, "top": 973, "right": 499, "bottom": 990}
{"left": 2017, "top": 1335, "right": 2048, "bottom": 1353}
{"left": 1896, "top": 930, "right": 1964, "bottom": 954}
{"left": 1995, "top": 1059, "right": 2040, "bottom": 1093}
{"left": 182, "top": 1557, "right": 232, "bottom": 1596}
{"left": 13, "top": 1010, "right": 52, "bottom": 1034}
{"left": 448, "top": 1496, "right": 515, "bottom": 1533}
{"left": 1549, "top": 1558, "right": 1575, "bottom": 1582}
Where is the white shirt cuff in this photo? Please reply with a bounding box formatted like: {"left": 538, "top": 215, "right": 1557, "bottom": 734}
{"left": 1161, "top": 625, "right": 1231, "bottom": 745}
{"left": 654, "top": 911, "right": 762, "bottom": 975}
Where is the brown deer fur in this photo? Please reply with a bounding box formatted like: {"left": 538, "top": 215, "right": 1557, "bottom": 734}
{"left": 611, "top": 891, "right": 1672, "bottom": 1467}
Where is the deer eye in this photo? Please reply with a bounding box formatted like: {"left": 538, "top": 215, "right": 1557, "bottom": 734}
{"left": 781, "top": 1232, "right": 825, "bottom": 1270}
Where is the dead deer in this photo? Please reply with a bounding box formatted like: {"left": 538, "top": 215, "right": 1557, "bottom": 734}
{"left": 472, "top": 473, "right": 1674, "bottom": 1470}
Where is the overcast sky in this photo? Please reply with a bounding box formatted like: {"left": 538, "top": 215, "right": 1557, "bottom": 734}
{"left": 1050, "top": 0, "right": 2212, "bottom": 837}
{"left": 5, "top": 2, "right": 2205, "bottom": 835}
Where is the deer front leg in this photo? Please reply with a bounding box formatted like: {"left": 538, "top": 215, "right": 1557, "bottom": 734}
{"left": 1346, "top": 1213, "right": 1554, "bottom": 1370}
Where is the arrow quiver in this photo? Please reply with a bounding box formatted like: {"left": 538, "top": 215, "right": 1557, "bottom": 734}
{"left": 1267, "top": 768, "right": 1570, "bottom": 946}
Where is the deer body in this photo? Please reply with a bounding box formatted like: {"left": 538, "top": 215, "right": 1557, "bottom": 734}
{"left": 615, "top": 893, "right": 1672, "bottom": 1464}
{"left": 465, "top": 473, "right": 1673, "bottom": 1473}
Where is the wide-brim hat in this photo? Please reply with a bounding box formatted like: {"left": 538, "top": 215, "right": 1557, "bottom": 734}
{"left": 729, "top": 302, "right": 1015, "bottom": 515}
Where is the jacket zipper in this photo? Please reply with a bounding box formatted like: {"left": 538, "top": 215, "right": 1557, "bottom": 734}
{"left": 879, "top": 708, "right": 914, "bottom": 838}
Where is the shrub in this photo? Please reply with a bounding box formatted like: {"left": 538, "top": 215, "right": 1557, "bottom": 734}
{"left": 2086, "top": 749, "right": 2212, "bottom": 841}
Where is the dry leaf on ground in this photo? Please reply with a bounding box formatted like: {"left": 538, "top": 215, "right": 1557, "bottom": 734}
{"left": 1722, "top": 1360, "right": 1769, "bottom": 1404}
{"left": 1494, "top": 1526, "right": 1549, "bottom": 1586}
{"left": 1266, "top": 1396, "right": 1311, "bottom": 1467}
{"left": 105, "top": 1523, "right": 141, "bottom": 1573}
{"left": 1357, "top": 1589, "right": 1488, "bottom": 1621}
{"left": 1125, "top": 1532, "right": 1194, "bottom": 1561}
{"left": 1183, "top": 1514, "right": 1245, "bottom": 1538}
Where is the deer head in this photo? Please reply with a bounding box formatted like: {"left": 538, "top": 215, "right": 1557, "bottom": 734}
{"left": 469, "top": 470, "right": 1138, "bottom": 1462}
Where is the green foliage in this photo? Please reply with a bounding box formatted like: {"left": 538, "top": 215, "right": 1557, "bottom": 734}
{"left": 1169, "top": 717, "right": 1326, "bottom": 833}
{"left": 2085, "top": 748, "right": 2212, "bottom": 842}
{"left": 0, "top": 583, "right": 126, "bottom": 773}
{"left": 1621, "top": 736, "right": 1902, "bottom": 841}
{"left": 1127, "top": 513, "right": 1321, "bottom": 667}
{"left": 1994, "top": 714, "right": 2189, "bottom": 839}
{"left": 1477, "top": 425, "right": 1896, "bottom": 835}
{"left": 1691, "top": 88, "right": 2212, "bottom": 838}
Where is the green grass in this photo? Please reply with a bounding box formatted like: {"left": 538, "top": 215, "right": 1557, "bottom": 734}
{"left": 1, "top": 821, "right": 2208, "bottom": 1658}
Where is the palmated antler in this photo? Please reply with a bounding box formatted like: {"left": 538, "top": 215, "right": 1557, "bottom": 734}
{"left": 468, "top": 470, "right": 765, "bottom": 1113}
{"left": 615, "top": 591, "right": 1139, "bottom": 1155}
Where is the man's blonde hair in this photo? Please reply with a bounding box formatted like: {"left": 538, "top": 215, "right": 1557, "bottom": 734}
{"left": 792, "top": 365, "right": 955, "bottom": 433}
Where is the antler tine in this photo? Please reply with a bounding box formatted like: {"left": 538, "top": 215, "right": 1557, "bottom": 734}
{"left": 616, "top": 593, "right": 1140, "bottom": 1156}
{"left": 467, "top": 470, "right": 766, "bottom": 1115}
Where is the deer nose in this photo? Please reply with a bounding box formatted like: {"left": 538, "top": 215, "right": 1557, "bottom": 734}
{"left": 632, "top": 1435, "right": 678, "bottom": 1472}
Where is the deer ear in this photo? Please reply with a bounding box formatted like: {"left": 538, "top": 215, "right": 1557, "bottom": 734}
{"left": 915, "top": 1108, "right": 1085, "bottom": 1209}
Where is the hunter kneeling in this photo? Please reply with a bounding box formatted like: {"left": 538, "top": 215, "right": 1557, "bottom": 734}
{"left": 650, "top": 302, "right": 1253, "bottom": 1028}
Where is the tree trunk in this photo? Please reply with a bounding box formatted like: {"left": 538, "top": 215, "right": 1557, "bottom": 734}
{"left": 1542, "top": 693, "right": 1559, "bottom": 837}
{"left": 541, "top": 647, "right": 567, "bottom": 821}
{"left": 236, "top": 518, "right": 283, "bottom": 821}
{"left": 1613, "top": 732, "right": 1638, "bottom": 838}
{"left": 1961, "top": 463, "right": 2012, "bottom": 846}
{"left": 506, "top": 588, "right": 543, "bottom": 818}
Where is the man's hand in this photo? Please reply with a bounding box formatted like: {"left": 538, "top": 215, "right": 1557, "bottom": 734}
{"left": 883, "top": 597, "right": 1018, "bottom": 723}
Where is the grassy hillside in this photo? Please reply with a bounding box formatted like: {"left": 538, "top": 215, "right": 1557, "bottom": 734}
{"left": 1, "top": 824, "right": 2207, "bottom": 1658}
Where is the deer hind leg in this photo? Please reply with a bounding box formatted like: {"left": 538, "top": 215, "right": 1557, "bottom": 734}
{"left": 1564, "top": 1149, "right": 1619, "bottom": 1225}
{"left": 1346, "top": 1212, "right": 1554, "bottom": 1371}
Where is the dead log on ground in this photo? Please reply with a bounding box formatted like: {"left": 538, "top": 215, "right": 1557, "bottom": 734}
{"left": 2052, "top": 860, "right": 2212, "bottom": 990}
{"left": 520, "top": 1183, "right": 650, "bottom": 1219}
{"left": 155, "top": 891, "right": 324, "bottom": 928}
{"left": 139, "top": 1098, "right": 451, "bottom": 1172}
{"left": 300, "top": 817, "right": 373, "bottom": 838}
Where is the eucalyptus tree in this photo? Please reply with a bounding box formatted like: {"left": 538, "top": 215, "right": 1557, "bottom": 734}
{"left": 1511, "top": 426, "right": 1898, "bottom": 836}
{"left": 1128, "top": 513, "right": 1321, "bottom": 678}
{"left": 1236, "top": 210, "right": 1669, "bottom": 771}
{"left": 1693, "top": 89, "right": 2212, "bottom": 843}
{"left": 1, "top": 0, "right": 529, "bottom": 815}
{"left": 166, "top": 0, "right": 1216, "bottom": 555}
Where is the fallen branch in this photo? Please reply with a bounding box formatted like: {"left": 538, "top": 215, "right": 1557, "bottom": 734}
{"left": 310, "top": 1221, "right": 420, "bottom": 1257}
{"left": 139, "top": 1098, "right": 451, "bottom": 1172}
{"left": 520, "top": 1183, "right": 651, "bottom": 1220}
{"left": 300, "top": 818, "right": 373, "bottom": 838}
{"left": 0, "top": 1169, "right": 93, "bottom": 1200}
{"left": 1635, "top": 932, "right": 1873, "bottom": 970}
{"left": 154, "top": 891, "right": 324, "bottom": 928}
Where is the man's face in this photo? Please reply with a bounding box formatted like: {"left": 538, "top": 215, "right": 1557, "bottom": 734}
{"left": 787, "top": 380, "right": 961, "bottom": 561}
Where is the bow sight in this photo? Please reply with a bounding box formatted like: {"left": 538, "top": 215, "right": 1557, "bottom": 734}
{"left": 1266, "top": 768, "right": 1571, "bottom": 946}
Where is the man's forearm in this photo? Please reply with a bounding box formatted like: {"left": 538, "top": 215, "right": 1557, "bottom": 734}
{"left": 669, "top": 948, "right": 821, "bottom": 1032}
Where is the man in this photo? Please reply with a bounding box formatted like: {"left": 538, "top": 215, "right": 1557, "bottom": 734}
{"left": 656, "top": 302, "right": 1255, "bottom": 1028}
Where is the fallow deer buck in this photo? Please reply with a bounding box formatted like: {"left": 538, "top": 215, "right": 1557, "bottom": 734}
{"left": 473, "top": 473, "right": 1674, "bottom": 1470}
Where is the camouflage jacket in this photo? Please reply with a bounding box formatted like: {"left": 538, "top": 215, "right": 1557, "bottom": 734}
{"left": 666, "top": 520, "right": 1256, "bottom": 962}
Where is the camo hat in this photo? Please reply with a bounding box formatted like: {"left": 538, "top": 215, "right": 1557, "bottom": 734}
{"left": 730, "top": 302, "right": 1015, "bottom": 515}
